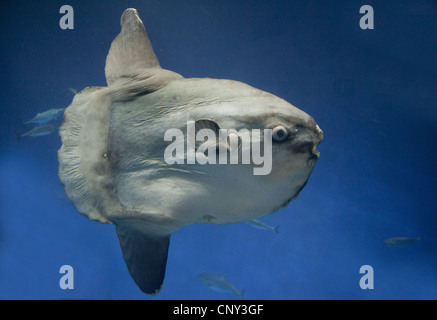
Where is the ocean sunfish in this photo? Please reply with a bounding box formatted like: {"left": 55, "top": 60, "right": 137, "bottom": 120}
{"left": 58, "top": 8, "right": 323, "bottom": 294}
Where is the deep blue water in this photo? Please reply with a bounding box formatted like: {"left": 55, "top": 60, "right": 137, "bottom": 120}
{"left": 1, "top": 0, "right": 436, "bottom": 299}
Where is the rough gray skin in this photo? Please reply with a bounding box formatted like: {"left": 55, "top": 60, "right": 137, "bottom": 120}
{"left": 58, "top": 8, "right": 323, "bottom": 294}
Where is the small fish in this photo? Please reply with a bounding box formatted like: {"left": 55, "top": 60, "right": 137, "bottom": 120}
{"left": 68, "top": 88, "right": 78, "bottom": 95}
{"left": 198, "top": 272, "right": 245, "bottom": 299}
{"left": 16, "top": 123, "right": 59, "bottom": 142}
{"left": 24, "top": 108, "right": 65, "bottom": 125}
{"left": 384, "top": 237, "right": 422, "bottom": 246}
{"left": 246, "top": 219, "right": 279, "bottom": 233}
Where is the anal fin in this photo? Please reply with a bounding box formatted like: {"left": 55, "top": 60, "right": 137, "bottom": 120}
{"left": 116, "top": 226, "right": 170, "bottom": 295}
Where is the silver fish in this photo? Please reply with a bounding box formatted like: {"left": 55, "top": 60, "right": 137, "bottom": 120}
{"left": 384, "top": 237, "right": 421, "bottom": 246}
{"left": 16, "top": 123, "right": 59, "bottom": 142}
{"left": 246, "top": 219, "right": 279, "bottom": 233}
{"left": 68, "top": 88, "right": 78, "bottom": 95}
{"left": 24, "top": 108, "right": 65, "bottom": 125}
{"left": 58, "top": 8, "right": 323, "bottom": 294}
{"left": 198, "top": 272, "right": 245, "bottom": 299}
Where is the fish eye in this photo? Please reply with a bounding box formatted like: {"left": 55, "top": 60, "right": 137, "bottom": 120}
{"left": 272, "top": 126, "right": 289, "bottom": 142}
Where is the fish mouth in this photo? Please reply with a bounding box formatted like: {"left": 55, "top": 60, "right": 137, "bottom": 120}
{"left": 292, "top": 128, "right": 322, "bottom": 167}
{"left": 307, "top": 124, "right": 322, "bottom": 168}
{"left": 292, "top": 139, "right": 321, "bottom": 168}
{"left": 313, "top": 124, "right": 324, "bottom": 146}
{"left": 307, "top": 150, "right": 319, "bottom": 168}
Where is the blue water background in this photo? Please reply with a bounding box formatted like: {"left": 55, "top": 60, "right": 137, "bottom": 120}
{"left": 1, "top": 0, "right": 436, "bottom": 299}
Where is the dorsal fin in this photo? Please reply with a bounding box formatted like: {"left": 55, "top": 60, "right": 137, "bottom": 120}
{"left": 105, "top": 8, "right": 161, "bottom": 86}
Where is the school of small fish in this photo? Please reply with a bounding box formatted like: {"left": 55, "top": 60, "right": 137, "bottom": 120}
{"left": 16, "top": 107, "right": 64, "bottom": 142}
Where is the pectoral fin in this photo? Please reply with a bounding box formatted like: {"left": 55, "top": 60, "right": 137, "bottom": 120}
{"left": 116, "top": 226, "right": 170, "bottom": 295}
{"left": 194, "top": 119, "right": 241, "bottom": 155}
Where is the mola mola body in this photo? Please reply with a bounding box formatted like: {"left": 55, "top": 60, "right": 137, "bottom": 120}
{"left": 58, "top": 8, "right": 323, "bottom": 294}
